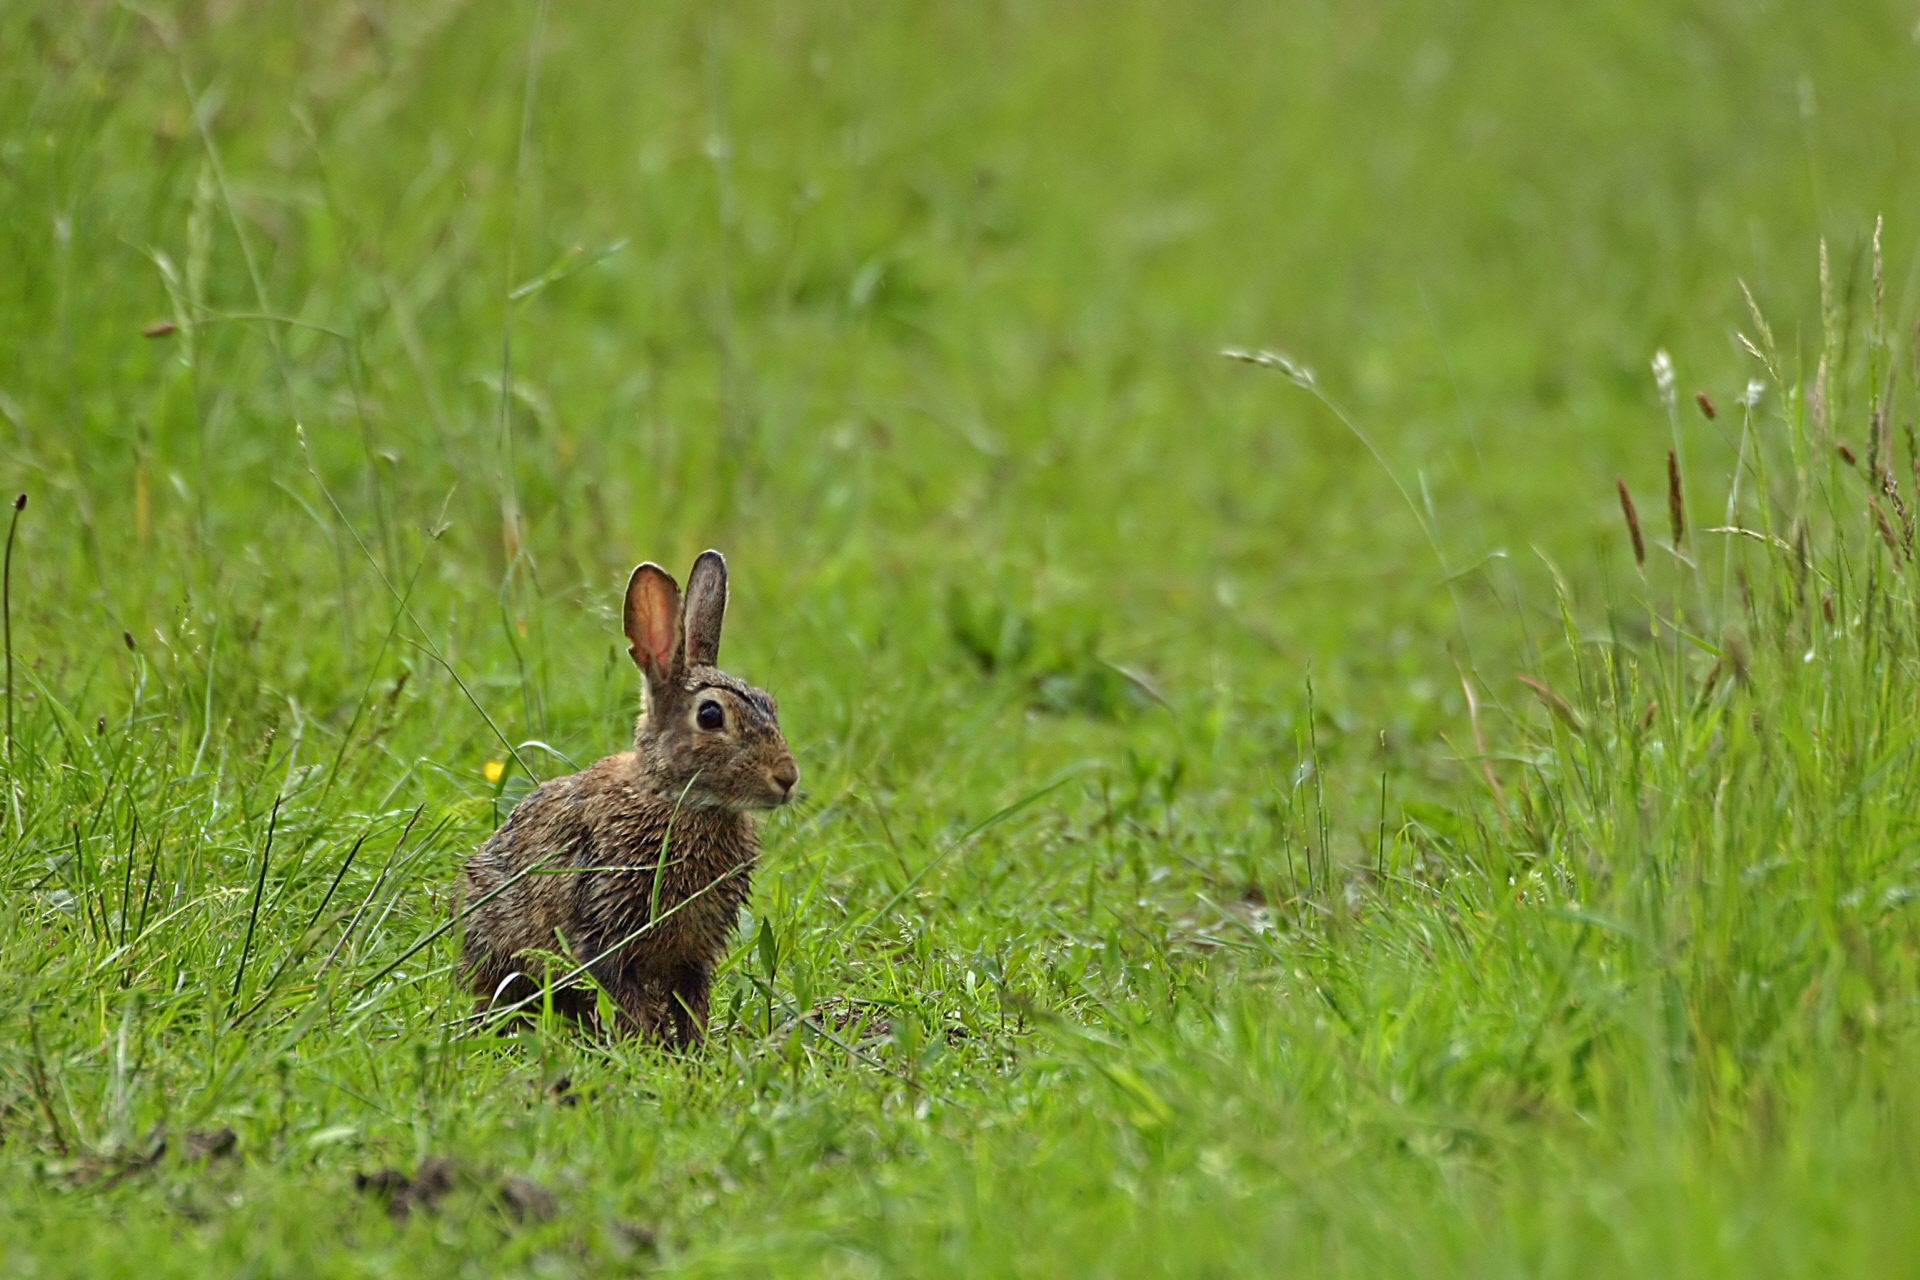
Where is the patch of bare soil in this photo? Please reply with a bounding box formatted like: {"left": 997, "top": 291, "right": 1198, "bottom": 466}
{"left": 64, "top": 1123, "right": 238, "bottom": 1189}
{"left": 353, "top": 1156, "right": 558, "bottom": 1227}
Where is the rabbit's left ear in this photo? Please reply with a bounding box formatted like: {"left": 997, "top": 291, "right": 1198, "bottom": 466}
{"left": 625, "top": 563, "right": 683, "bottom": 686}
{"left": 683, "top": 550, "right": 728, "bottom": 667}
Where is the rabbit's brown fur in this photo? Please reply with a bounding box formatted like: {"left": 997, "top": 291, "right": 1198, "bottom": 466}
{"left": 456, "top": 551, "right": 797, "bottom": 1046}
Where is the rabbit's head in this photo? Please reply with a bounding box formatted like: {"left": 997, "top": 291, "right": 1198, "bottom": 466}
{"left": 623, "top": 550, "right": 800, "bottom": 811}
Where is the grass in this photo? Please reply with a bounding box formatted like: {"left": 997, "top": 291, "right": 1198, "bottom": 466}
{"left": 3, "top": 0, "right": 1920, "bottom": 1274}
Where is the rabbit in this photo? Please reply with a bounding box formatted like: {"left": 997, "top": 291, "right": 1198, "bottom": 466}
{"left": 456, "top": 550, "right": 799, "bottom": 1047}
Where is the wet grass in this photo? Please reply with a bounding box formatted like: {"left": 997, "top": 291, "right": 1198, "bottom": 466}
{"left": 4, "top": 1, "right": 1920, "bottom": 1274}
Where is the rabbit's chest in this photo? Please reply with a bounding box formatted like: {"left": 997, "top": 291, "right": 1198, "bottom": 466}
{"left": 654, "top": 857, "right": 751, "bottom": 959}
{"left": 581, "top": 809, "right": 756, "bottom": 965}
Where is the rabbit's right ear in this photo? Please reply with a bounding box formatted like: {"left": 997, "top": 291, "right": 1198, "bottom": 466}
{"left": 624, "top": 563, "right": 684, "bottom": 688}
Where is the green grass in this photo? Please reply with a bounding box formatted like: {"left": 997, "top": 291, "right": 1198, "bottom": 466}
{"left": 4, "top": 1, "right": 1920, "bottom": 1274}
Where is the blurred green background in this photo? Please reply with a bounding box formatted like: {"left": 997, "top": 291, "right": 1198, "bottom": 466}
{"left": 10, "top": 2, "right": 1914, "bottom": 724}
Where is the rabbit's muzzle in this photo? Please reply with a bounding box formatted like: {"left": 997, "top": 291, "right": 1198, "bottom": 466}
{"left": 769, "top": 754, "right": 800, "bottom": 805}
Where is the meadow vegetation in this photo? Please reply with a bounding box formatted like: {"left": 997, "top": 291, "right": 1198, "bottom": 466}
{"left": 4, "top": 1, "right": 1920, "bottom": 1273}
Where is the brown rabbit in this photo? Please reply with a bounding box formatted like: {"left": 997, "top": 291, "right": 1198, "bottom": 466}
{"left": 456, "top": 550, "right": 799, "bottom": 1047}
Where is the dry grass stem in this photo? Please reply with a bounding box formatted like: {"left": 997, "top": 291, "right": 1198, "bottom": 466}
{"left": 1456, "top": 668, "right": 1506, "bottom": 817}
{"left": 1517, "top": 674, "right": 1584, "bottom": 734}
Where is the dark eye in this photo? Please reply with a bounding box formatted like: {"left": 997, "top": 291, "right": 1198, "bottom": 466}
{"left": 696, "top": 700, "right": 725, "bottom": 731}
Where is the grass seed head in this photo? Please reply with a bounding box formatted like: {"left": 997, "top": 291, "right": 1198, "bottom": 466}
{"left": 1878, "top": 464, "right": 1913, "bottom": 552}
{"left": 1695, "top": 391, "right": 1716, "bottom": 420}
{"left": 1908, "top": 420, "right": 1920, "bottom": 505}
{"left": 1651, "top": 349, "right": 1676, "bottom": 409}
{"left": 1221, "top": 346, "right": 1316, "bottom": 390}
{"left": 1872, "top": 497, "right": 1903, "bottom": 561}
{"left": 1666, "top": 449, "right": 1685, "bottom": 545}
{"left": 1820, "top": 238, "right": 1836, "bottom": 349}
{"left": 1873, "top": 215, "right": 1885, "bottom": 339}
{"left": 1813, "top": 356, "right": 1830, "bottom": 446}
{"left": 1616, "top": 476, "right": 1645, "bottom": 567}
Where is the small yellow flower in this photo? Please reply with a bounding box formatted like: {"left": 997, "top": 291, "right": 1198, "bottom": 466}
{"left": 483, "top": 760, "right": 506, "bottom": 785}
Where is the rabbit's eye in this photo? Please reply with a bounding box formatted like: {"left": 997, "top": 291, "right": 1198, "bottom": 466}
{"left": 696, "top": 700, "right": 725, "bottom": 731}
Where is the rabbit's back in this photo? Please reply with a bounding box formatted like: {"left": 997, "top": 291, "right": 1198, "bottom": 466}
{"left": 458, "top": 769, "right": 594, "bottom": 973}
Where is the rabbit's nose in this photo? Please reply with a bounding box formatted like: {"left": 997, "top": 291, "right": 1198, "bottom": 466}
{"left": 771, "top": 756, "right": 799, "bottom": 798}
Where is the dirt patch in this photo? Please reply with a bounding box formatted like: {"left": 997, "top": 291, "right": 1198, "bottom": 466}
{"left": 354, "top": 1156, "right": 558, "bottom": 1227}
{"left": 544, "top": 1074, "right": 602, "bottom": 1108}
{"left": 180, "top": 1128, "right": 237, "bottom": 1162}
{"left": 810, "top": 995, "right": 891, "bottom": 1043}
{"left": 498, "top": 1175, "right": 557, "bottom": 1223}
{"left": 71, "top": 1123, "right": 238, "bottom": 1189}
{"left": 354, "top": 1157, "right": 456, "bottom": 1223}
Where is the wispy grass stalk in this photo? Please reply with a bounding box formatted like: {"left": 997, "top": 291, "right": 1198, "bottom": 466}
{"left": 4, "top": 492, "right": 24, "bottom": 802}
{"left": 228, "top": 795, "right": 282, "bottom": 1014}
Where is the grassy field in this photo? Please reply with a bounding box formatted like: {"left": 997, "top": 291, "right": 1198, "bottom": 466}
{"left": 4, "top": 1, "right": 1920, "bottom": 1273}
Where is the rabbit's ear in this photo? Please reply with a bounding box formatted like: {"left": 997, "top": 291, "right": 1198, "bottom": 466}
{"left": 683, "top": 549, "right": 728, "bottom": 667}
{"left": 624, "top": 563, "right": 684, "bottom": 685}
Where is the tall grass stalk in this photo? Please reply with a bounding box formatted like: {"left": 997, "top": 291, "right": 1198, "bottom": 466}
{"left": 3, "top": 492, "right": 22, "bottom": 801}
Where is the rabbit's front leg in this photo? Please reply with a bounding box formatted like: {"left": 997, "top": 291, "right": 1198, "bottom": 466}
{"left": 586, "top": 955, "right": 660, "bottom": 1041}
{"left": 666, "top": 963, "right": 712, "bottom": 1048}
